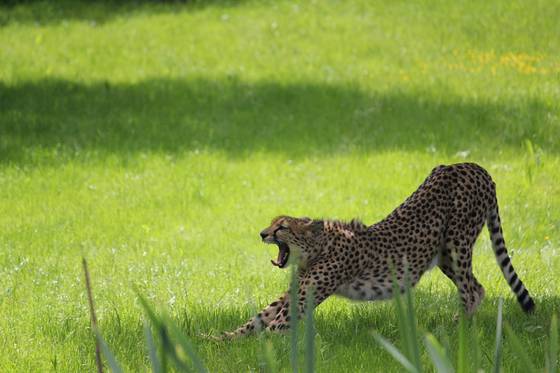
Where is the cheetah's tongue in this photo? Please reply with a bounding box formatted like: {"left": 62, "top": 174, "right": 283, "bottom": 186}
{"left": 270, "top": 242, "right": 290, "bottom": 268}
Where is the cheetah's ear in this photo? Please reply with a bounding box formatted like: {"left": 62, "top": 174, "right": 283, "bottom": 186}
{"left": 271, "top": 215, "right": 289, "bottom": 225}
{"left": 302, "top": 219, "right": 323, "bottom": 234}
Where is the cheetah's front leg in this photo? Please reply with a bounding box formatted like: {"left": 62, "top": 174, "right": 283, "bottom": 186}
{"left": 219, "top": 293, "right": 288, "bottom": 340}
{"left": 266, "top": 268, "right": 338, "bottom": 332}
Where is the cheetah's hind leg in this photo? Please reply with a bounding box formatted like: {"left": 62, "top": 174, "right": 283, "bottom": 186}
{"left": 438, "top": 241, "right": 485, "bottom": 316}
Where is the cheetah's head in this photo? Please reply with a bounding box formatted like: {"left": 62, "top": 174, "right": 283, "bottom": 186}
{"left": 260, "top": 216, "right": 324, "bottom": 269}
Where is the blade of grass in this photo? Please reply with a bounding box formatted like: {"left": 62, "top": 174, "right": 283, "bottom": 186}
{"left": 391, "top": 266, "right": 413, "bottom": 364}
{"left": 373, "top": 333, "right": 419, "bottom": 373}
{"left": 136, "top": 290, "right": 207, "bottom": 373}
{"left": 493, "top": 298, "right": 504, "bottom": 373}
{"left": 82, "top": 258, "right": 104, "bottom": 373}
{"left": 143, "top": 321, "right": 162, "bottom": 373}
{"left": 95, "top": 330, "right": 124, "bottom": 373}
{"left": 135, "top": 291, "right": 168, "bottom": 372}
{"left": 549, "top": 313, "right": 558, "bottom": 373}
{"left": 403, "top": 267, "right": 421, "bottom": 371}
{"left": 164, "top": 315, "right": 208, "bottom": 373}
{"left": 289, "top": 263, "right": 299, "bottom": 373}
{"left": 525, "top": 139, "right": 535, "bottom": 183}
{"left": 159, "top": 325, "right": 192, "bottom": 373}
{"left": 258, "top": 339, "right": 278, "bottom": 373}
{"left": 457, "top": 311, "right": 466, "bottom": 373}
{"left": 503, "top": 323, "right": 537, "bottom": 372}
{"left": 135, "top": 291, "right": 161, "bottom": 328}
{"left": 424, "top": 333, "right": 455, "bottom": 373}
{"left": 471, "top": 316, "right": 481, "bottom": 373}
{"left": 256, "top": 314, "right": 278, "bottom": 373}
{"left": 304, "top": 287, "right": 315, "bottom": 373}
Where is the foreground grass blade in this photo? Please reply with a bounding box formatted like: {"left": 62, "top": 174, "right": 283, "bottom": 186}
{"left": 403, "top": 270, "right": 422, "bottom": 370}
{"left": 143, "top": 321, "right": 162, "bottom": 373}
{"left": 549, "top": 314, "right": 558, "bottom": 373}
{"left": 471, "top": 316, "right": 481, "bottom": 373}
{"left": 493, "top": 298, "right": 504, "bottom": 373}
{"left": 160, "top": 327, "right": 191, "bottom": 373}
{"left": 136, "top": 291, "right": 207, "bottom": 373}
{"left": 82, "top": 258, "right": 104, "bottom": 373}
{"left": 525, "top": 139, "right": 536, "bottom": 184}
{"left": 457, "top": 311, "right": 466, "bottom": 373}
{"left": 503, "top": 323, "right": 537, "bottom": 372}
{"left": 135, "top": 292, "right": 168, "bottom": 372}
{"left": 258, "top": 339, "right": 278, "bottom": 373}
{"left": 136, "top": 292, "right": 163, "bottom": 328}
{"left": 95, "top": 330, "right": 124, "bottom": 373}
{"left": 289, "top": 263, "right": 299, "bottom": 373}
{"left": 391, "top": 268, "right": 412, "bottom": 364}
{"left": 424, "top": 333, "right": 455, "bottom": 373}
{"left": 164, "top": 315, "right": 208, "bottom": 373}
{"left": 304, "top": 288, "right": 316, "bottom": 373}
{"left": 373, "top": 333, "right": 419, "bottom": 373}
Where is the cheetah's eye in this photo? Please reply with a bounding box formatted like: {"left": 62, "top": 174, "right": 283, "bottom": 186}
{"left": 274, "top": 225, "right": 289, "bottom": 235}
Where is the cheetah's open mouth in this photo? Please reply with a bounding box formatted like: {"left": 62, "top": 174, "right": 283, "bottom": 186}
{"left": 270, "top": 242, "right": 290, "bottom": 268}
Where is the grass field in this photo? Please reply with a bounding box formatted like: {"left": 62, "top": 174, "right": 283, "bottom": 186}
{"left": 1, "top": 0, "right": 559, "bottom": 371}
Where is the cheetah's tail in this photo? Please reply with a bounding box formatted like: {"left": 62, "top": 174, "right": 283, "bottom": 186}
{"left": 487, "top": 208, "right": 535, "bottom": 313}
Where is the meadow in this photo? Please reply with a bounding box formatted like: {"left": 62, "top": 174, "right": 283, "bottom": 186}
{"left": 0, "top": 0, "right": 559, "bottom": 371}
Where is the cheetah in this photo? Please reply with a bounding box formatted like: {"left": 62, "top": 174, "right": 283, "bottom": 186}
{"left": 219, "top": 163, "right": 535, "bottom": 339}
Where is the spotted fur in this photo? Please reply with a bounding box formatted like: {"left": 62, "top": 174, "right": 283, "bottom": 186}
{"left": 219, "top": 163, "right": 535, "bottom": 339}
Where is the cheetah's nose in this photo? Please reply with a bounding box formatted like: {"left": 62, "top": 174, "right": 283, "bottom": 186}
{"left": 260, "top": 231, "right": 268, "bottom": 240}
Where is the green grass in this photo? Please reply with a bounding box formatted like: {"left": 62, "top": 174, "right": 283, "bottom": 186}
{"left": 1, "top": 0, "right": 559, "bottom": 371}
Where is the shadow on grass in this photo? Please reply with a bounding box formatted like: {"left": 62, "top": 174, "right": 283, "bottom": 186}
{"left": 0, "top": 0, "right": 249, "bottom": 27}
{"left": 39, "top": 289, "right": 557, "bottom": 370}
{"left": 185, "top": 290, "right": 558, "bottom": 341}
{"left": 80, "top": 290, "right": 558, "bottom": 370}
{"left": 1, "top": 77, "right": 558, "bottom": 165}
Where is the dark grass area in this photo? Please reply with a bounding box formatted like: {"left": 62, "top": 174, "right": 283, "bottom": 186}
{"left": 1, "top": 78, "right": 558, "bottom": 165}
{"left": 44, "top": 287, "right": 557, "bottom": 371}
{"left": 0, "top": 0, "right": 249, "bottom": 26}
